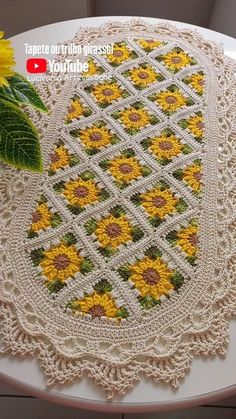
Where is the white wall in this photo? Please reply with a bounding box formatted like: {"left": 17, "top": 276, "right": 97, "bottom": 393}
{"left": 2, "top": 0, "right": 236, "bottom": 39}
{"left": 209, "top": 0, "right": 236, "bottom": 37}
{"left": 0, "top": 0, "right": 93, "bottom": 37}
{"left": 95, "top": 0, "right": 216, "bottom": 28}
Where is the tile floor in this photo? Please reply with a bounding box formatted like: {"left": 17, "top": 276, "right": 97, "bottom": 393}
{"left": 1, "top": 381, "right": 236, "bottom": 419}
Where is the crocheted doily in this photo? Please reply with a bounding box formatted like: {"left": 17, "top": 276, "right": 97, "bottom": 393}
{"left": 1, "top": 19, "right": 236, "bottom": 399}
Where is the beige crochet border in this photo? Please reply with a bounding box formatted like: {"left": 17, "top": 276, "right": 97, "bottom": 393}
{"left": 0, "top": 19, "right": 236, "bottom": 399}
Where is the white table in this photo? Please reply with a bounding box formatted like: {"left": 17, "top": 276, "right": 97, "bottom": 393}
{"left": 0, "top": 15, "right": 236, "bottom": 414}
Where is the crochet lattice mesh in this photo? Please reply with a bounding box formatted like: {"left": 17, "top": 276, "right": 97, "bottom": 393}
{"left": 0, "top": 19, "right": 236, "bottom": 399}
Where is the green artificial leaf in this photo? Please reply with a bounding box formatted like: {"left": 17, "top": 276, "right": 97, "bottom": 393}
{"left": 0, "top": 73, "right": 47, "bottom": 112}
{"left": 0, "top": 99, "right": 42, "bottom": 172}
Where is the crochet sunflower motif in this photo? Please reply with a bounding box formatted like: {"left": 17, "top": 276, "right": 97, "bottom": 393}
{"left": 131, "top": 180, "right": 188, "bottom": 227}
{"left": 182, "top": 71, "right": 205, "bottom": 95}
{"left": 53, "top": 171, "right": 109, "bottom": 214}
{"left": 65, "top": 96, "right": 92, "bottom": 123}
{"left": 173, "top": 160, "right": 202, "bottom": 196}
{"left": 136, "top": 38, "right": 166, "bottom": 52}
{"left": 71, "top": 121, "right": 120, "bottom": 155}
{"left": 179, "top": 112, "right": 204, "bottom": 141}
{"left": 48, "top": 141, "right": 80, "bottom": 175}
{"left": 118, "top": 246, "right": 184, "bottom": 309}
{"left": 1, "top": 20, "right": 234, "bottom": 399}
{"left": 28, "top": 195, "right": 62, "bottom": 238}
{"left": 141, "top": 128, "right": 192, "bottom": 165}
{"left": 112, "top": 101, "right": 159, "bottom": 135}
{"left": 149, "top": 84, "right": 195, "bottom": 115}
{"left": 122, "top": 63, "right": 165, "bottom": 89}
{"left": 166, "top": 219, "right": 199, "bottom": 265}
{"left": 99, "top": 148, "right": 152, "bottom": 188}
{"left": 67, "top": 279, "right": 128, "bottom": 320}
{"left": 82, "top": 58, "right": 104, "bottom": 78}
{"left": 85, "top": 78, "right": 129, "bottom": 107}
{"left": 84, "top": 205, "right": 144, "bottom": 257}
{"left": 30, "top": 232, "right": 94, "bottom": 293}
{"left": 106, "top": 41, "right": 137, "bottom": 66}
{"left": 156, "top": 47, "right": 197, "bottom": 72}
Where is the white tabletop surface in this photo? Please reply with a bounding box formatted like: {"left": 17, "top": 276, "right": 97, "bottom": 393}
{"left": 0, "top": 15, "right": 236, "bottom": 413}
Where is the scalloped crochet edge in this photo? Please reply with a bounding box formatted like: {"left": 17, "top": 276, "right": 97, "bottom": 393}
{"left": 0, "top": 19, "right": 236, "bottom": 399}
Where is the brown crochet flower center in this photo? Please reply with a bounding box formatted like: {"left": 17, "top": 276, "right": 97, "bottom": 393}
{"left": 74, "top": 186, "right": 89, "bottom": 198}
{"left": 152, "top": 197, "right": 167, "bottom": 208}
{"left": 32, "top": 211, "right": 42, "bottom": 223}
{"left": 106, "top": 223, "right": 122, "bottom": 237}
{"left": 113, "top": 50, "right": 123, "bottom": 57}
{"left": 119, "top": 163, "right": 133, "bottom": 173}
{"left": 50, "top": 152, "right": 60, "bottom": 163}
{"left": 171, "top": 56, "right": 182, "bottom": 64}
{"left": 166, "top": 95, "right": 177, "bottom": 104}
{"left": 102, "top": 88, "right": 114, "bottom": 96}
{"left": 193, "top": 172, "right": 202, "bottom": 181}
{"left": 90, "top": 132, "right": 102, "bottom": 141}
{"left": 196, "top": 121, "right": 204, "bottom": 129}
{"left": 68, "top": 104, "right": 76, "bottom": 113}
{"left": 88, "top": 305, "right": 106, "bottom": 318}
{"left": 159, "top": 140, "right": 173, "bottom": 150}
{"left": 188, "top": 233, "right": 198, "bottom": 245}
{"left": 143, "top": 268, "right": 160, "bottom": 285}
{"left": 129, "top": 112, "right": 141, "bottom": 121}
{"left": 138, "top": 71, "right": 149, "bottom": 79}
{"left": 54, "top": 254, "right": 70, "bottom": 270}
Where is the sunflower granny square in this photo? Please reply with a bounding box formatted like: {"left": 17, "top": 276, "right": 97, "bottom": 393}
{"left": 0, "top": 19, "right": 236, "bottom": 399}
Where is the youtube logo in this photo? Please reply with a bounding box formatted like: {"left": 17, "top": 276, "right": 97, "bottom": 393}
{"left": 26, "top": 58, "right": 47, "bottom": 73}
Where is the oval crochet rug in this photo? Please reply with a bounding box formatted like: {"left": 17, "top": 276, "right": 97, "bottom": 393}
{"left": 0, "top": 19, "right": 236, "bottom": 399}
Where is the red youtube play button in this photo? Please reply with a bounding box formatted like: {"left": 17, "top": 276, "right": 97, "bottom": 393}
{"left": 26, "top": 58, "right": 47, "bottom": 73}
